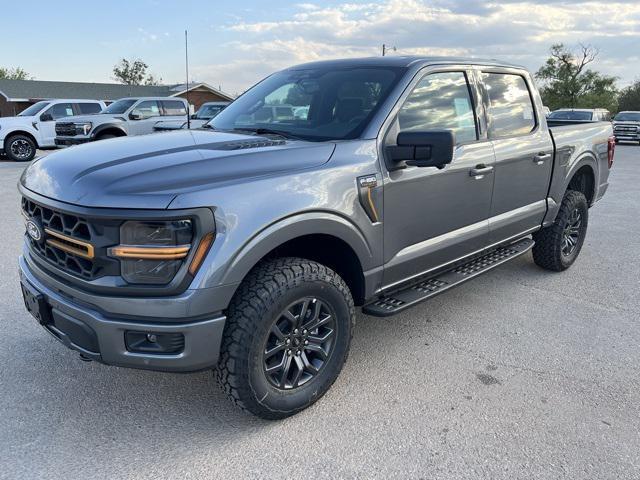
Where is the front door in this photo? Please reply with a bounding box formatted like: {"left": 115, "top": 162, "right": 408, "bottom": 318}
{"left": 38, "top": 102, "right": 74, "bottom": 146}
{"left": 128, "top": 100, "right": 162, "bottom": 135}
{"left": 480, "top": 71, "right": 554, "bottom": 243}
{"left": 382, "top": 69, "right": 496, "bottom": 289}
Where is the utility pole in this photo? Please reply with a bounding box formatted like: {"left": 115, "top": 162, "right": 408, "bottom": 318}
{"left": 382, "top": 44, "right": 396, "bottom": 56}
{"left": 185, "top": 29, "right": 191, "bottom": 129}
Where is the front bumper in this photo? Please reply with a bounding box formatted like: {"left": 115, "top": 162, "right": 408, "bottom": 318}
{"left": 19, "top": 255, "right": 226, "bottom": 372}
{"left": 55, "top": 136, "right": 92, "bottom": 147}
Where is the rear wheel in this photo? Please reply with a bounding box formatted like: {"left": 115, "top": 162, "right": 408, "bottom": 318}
{"left": 5, "top": 134, "right": 36, "bottom": 162}
{"left": 215, "top": 257, "right": 355, "bottom": 419}
{"left": 532, "top": 190, "right": 589, "bottom": 271}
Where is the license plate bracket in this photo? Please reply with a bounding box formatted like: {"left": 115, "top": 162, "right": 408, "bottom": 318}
{"left": 21, "top": 282, "right": 53, "bottom": 326}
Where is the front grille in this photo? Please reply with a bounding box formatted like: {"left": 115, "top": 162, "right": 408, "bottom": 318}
{"left": 614, "top": 125, "right": 638, "bottom": 133}
{"left": 55, "top": 122, "right": 76, "bottom": 136}
{"left": 21, "top": 198, "right": 119, "bottom": 280}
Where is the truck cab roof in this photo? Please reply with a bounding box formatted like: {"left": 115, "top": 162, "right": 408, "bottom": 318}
{"left": 288, "top": 56, "right": 526, "bottom": 71}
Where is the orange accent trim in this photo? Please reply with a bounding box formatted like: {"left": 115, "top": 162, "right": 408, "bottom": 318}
{"left": 110, "top": 245, "right": 190, "bottom": 260}
{"left": 188, "top": 233, "right": 214, "bottom": 275}
{"left": 44, "top": 228, "right": 95, "bottom": 259}
{"left": 366, "top": 187, "right": 380, "bottom": 223}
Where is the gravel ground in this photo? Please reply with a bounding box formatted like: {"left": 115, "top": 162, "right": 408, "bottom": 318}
{"left": 1, "top": 145, "right": 639, "bottom": 479}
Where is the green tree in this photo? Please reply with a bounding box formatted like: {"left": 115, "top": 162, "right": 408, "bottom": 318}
{"left": 617, "top": 80, "right": 640, "bottom": 112}
{"left": 0, "top": 67, "right": 31, "bottom": 80}
{"left": 112, "top": 58, "right": 161, "bottom": 85}
{"left": 535, "top": 44, "right": 618, "bottom": 112}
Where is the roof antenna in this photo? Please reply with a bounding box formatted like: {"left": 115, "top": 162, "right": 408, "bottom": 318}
{"left": 185, "top": 29, "right": 191, "bottom": 129}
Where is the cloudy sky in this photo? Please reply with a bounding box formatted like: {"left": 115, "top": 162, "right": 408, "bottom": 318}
{"left": 1, "top": 0, "right": 638, "bottom": 95}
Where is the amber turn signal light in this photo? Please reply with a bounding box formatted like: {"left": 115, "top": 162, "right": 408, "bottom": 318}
{"left": 188, "top": 232, "right": 215, "bottom": 275}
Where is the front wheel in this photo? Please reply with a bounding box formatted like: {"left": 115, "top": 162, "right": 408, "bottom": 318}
{"left": 215, "top": 257, "right": 355, "bottom": 419}
{"left": 532, "top": 190, "right": 589, "bottom": 271}
{"left": 5, "top": 134, "right": 36, "bottom": 162}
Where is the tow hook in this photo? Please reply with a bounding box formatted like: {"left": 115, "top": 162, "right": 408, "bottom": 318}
{"left": 79, "top": 353, "right": 93, "bottom": 362}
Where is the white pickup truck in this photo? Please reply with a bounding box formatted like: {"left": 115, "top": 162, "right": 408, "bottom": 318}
{"left": 0, "top": 99, "right": 106, "bottom": 161}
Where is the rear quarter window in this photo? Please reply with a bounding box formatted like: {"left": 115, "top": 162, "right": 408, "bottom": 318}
{"left": 483, "top": 73, "right": 536, "bottom": 138}
{"left": 78, "top": 103, "right": 102, "bottom": 114}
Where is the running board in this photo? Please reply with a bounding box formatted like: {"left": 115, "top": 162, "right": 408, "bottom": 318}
{"left": 363, "top": 238, "right": 534, "bottom": 317}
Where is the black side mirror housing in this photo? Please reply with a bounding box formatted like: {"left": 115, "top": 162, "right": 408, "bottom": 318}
{"left": 190, "top": 114, "right": 198, "bottom": 119}
{"left": 40, "top": 113, "right": 53, "bottom": 122}
{"left": 386, "top": 130, "right": 455, "bottom": 170}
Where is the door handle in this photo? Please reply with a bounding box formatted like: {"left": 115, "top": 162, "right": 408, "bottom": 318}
{"left": 533, "top": 153, "right": 551, "bottom": 165}
{"left": 469, "top": 165, "right": 494, "bottom": 178}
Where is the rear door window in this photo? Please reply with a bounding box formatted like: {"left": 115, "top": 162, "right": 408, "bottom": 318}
{"left": 397, "top": 71, "right": 478, "bottom": 144}
{"left": 78, "top": 103, "right": 102, "bottom": 114}
{"left": 482, "top": 73, "right": 536, "bottom": 138}
{"left": 134, "top": 100, "right": 161, "bottom": 118}
{"left": 160, "top": 100, "right": 187, "bottom": 116}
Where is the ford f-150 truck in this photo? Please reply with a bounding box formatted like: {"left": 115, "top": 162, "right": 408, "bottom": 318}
{"left": 18, "top": 57, "right": 614, "bottom": 419}
{"left": 612, "top": 111, "right": 640, "bottom": 144}
{"left": 54, "top": 97, "right": 188, "bottom": 146}
{"left": 0, "top": 99, "right": 106, "bottom": 162}
{"left": 153, "top": 101, "right": 230, "bottom": 132}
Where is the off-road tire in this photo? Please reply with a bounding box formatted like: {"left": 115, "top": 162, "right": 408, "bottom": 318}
{"left": 5, "top": 134, "right": 36, "bottom": 162}
{"left": 532, "top": 190, "right": 589, "bottom": 271}
{"left": 215, "top": 257, "right": 355, "bottom": 420}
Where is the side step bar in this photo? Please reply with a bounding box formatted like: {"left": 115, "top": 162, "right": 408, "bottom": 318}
{"left": 363, "top": 238, "right": 534, "bottom": 317}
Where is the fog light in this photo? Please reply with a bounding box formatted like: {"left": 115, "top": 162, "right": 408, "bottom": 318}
{"left": 125, "top": 331, "right": 185, "bottom": 354}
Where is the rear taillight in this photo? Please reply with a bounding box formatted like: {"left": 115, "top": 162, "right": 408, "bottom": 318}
{"left": 607, "top": 136, "right": 615, "bottom": 169}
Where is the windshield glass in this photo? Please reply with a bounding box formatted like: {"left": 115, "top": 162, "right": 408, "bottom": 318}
{"left": 18, "top": 102, "right": 50, "bottom": 117}
{"left": 548, "top": 110, "right": 593, "bottom": 121}
{"left": 197, "top": 104, "right": 226, "bottom": 119}
{"left": 210, "top": 66, "right": 405, "bottom": 141}
{"left": 614, "top": 112, "right": 640, "bottom": 122}
{"left": 102, "top": 99, "right": 136, "bottom": 114}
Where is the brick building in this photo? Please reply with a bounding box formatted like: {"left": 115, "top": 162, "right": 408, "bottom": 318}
{"left": 0, "top": 79, "right": 234, "bottom": 117}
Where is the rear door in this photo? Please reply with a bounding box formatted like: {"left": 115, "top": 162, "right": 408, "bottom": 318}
{"left": 160, "top": 100, "right": 188, "bottom": 122}
{"left": 479, "top": 69, "right": 554, "bottom": 244}
{"left": 381, "top": 67, "right": 496, "bottom": 288}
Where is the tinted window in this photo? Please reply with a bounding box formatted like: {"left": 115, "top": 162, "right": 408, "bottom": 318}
{"left": 548, "top": 110, "right": 593, "bottom": 121}
{"left": 161, "top": 100, "right": 187, "bottom": 116}
{"left": 48, "top": 103, "right": 74, "bottom": 120}
{"left": 483, "top": 73, "right": 535, "bottom": 138}
{"left": 211, "top": 67, "right": 404, "bottom": 141}
{"left": 78, "top": 103, "right": 102, "bottom": 114}
{"left": 133, "top": 100, "right": 160, "bottom": 118}
{"left": 614, "top": 112, "right": 640, "bottom": 122}
{"left": 18, "top": 101, "right": 49, "bottom": 117}
{"left": 102, "top": 99, "right": 136, "bottom": 114}
{"left": 397, "top": 71, "right": 477, "bottom": 144}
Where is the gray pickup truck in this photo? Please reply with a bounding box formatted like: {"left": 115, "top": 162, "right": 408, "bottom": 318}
{"left": 19, "top": 57, "right": 614, "bottom": 419}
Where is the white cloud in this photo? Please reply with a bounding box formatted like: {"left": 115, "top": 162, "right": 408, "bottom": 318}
{"left": 195, "top": 0, "right": 640, "bottom": 93}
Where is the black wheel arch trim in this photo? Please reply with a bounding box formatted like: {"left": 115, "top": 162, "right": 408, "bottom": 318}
{"left": 91, "top": 123, "right": 127, "bottom": 138}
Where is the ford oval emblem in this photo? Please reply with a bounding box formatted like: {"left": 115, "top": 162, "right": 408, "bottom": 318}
{"left": 26, "top": 219, "right": 43, "bottom": 242}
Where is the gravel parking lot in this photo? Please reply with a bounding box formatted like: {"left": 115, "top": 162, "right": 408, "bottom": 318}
{"left": 1, "top": 145, "right": 639, "bottom": 479}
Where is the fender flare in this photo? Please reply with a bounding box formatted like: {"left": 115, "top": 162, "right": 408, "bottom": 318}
{"left": 91, "top": 123, "right": 127, "bottom": 138}
{"left": 217, "top": 211, "right": 375, "bottom": 288}
{"left": 2, "top": 127, "right": 40, "bottom": 148}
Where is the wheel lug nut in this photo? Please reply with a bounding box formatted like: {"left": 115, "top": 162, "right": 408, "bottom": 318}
{"left": 285, "top": 338, "right": 290, "bottom": 344}
{"left": 287, "top": 350, "right": 292, "bottom": 356}
{"left": 296, "top": 350, "right": 301, "bottom": 356}
{"left": 294, "top": 329, "right": 298, "bottom": 334}
{"left": 304, "top": 340, "right": 309, "bottom": 345}
{"left": 302, "top": 329, "right": 307, "bottom": 335}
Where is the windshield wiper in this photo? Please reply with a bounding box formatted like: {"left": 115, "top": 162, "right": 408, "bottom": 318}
{"left": 232, "top": 127, "right": 302, "bottom": 140}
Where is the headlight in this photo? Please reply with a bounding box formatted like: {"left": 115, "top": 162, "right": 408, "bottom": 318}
{"left": 74, "top": 122, "right": 92, "bottom": 136}
{"left": 109, "top": 220, "right": 194, "bottom": 284}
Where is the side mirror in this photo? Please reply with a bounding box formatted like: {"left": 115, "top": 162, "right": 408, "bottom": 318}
{"left": 40, "top": 113, "right": 53, "bottom": 122}
{"left": 190, "top": 113, "right": 198, "bottom": 119}
{"left": 386, "top": 130, "right": 455, "bottom": 170}
{"left": 129, "top": 110, "right": 143, "bottom": 120}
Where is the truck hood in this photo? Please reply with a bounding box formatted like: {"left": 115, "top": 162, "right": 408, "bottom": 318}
{"left": 20, "top": 130, "right": 335, "bottom": 209}
{"left": 0, "top": 115, "right": 35, "bottom": 127}
{"left": 58, "top": 114, "right": 123, "bottom": 124}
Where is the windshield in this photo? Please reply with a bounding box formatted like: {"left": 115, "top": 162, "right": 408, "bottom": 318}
{"left": 614, "top": 112, "right": 640, "bottom": 122}
{"left": 209, "top": 66, "right": 405, "bottom": 141}
{"left": 196, "top": 105, "right": 226, "bottom": 119}
{"left": 18, "top": 102, "right": 50, "bottom": 117}
{"left": 548, "top": 110, "right": 593, "bottom": 121}
{"left": 102, "top": 99, "right": 136, "bottom": 114}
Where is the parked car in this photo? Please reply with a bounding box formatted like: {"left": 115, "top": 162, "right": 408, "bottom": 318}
{"left": 612, "top": 111, "right": 640, "bottom": 144}
{"left": 0, "top": 99, "right": 105, "bottom": 161}
{"left": 19, "top": 57, "right": 614, "bottom": 419}
{"left": 54, "top": 97, "right": 188, "bottom": 146}
{"left": 153, "top": 101, "right": 230, "bottom": 132}
{"left": 547, "top": 108, "right": 611, "bottom": 124}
